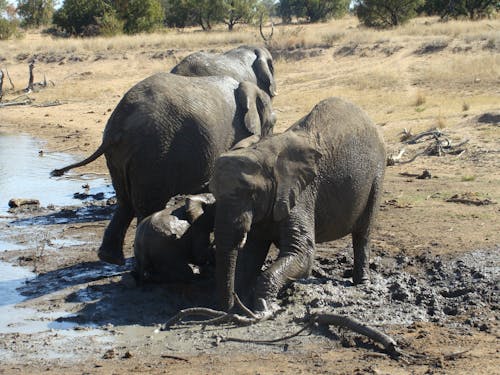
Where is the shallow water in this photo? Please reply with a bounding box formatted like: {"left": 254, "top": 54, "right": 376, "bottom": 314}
{"left": 0, "top": 132, "right": 113, "bottom": 212}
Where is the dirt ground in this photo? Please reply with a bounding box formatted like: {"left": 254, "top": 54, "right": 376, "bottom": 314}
{"left": 0, "top": 18, "right": 499, "bottom": 374}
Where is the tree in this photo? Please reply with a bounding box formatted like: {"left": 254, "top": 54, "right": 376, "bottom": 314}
{"left": 188, "top": 0, "right": 225, "bottom": 30}
{"left": 53, "top": 0, "right": 114, "bottom": 35}
{"left": 0, "top": 0, "right": 18, "bottom": 40}
{"left": 421, "top": 0, "right": 498, "bottom": 19}
{"left": 278, "top": 0, "right": 349, "bottom": 23}
{"left": 223, "top": 0, "right": 258, "bottom": 31}
{"left": 162, "top": 0, "right": 194, "bottom": 27}
{"left": 17, "top": 0, "right": 55, "bottom": 28}
{"left": 122, "top": 0, "right": 164, "bottom": 33}
{"left": 354, "top": 0, "right": 425, "bottom": 28}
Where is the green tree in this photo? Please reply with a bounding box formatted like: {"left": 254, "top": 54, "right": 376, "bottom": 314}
{"left": 162, "top": 0, "right": 194, "bottom": 27}
{"left": 17, "top": 0, "right": 55, "bottom": 27}
{"left": 53, "top": 0, "right": 113, "bottom": 35}
{"left": 278, "top": 0, "right": 349, "bottom": 23}
{"left": 189, "top": 0, "right": 225, "bottom": 30}
{"left": 122, "top": 0, "right": 164, "bottom": 33}
{"left": 421, "top": 0, "right": 497, "bottom": 19}
{"left": 222, "top": 0, "right": 258, "bottom": 31}
{"left": 0, "top": 0, "right": 19, "bottom": 39}
{"left": 354, "top": 0, "right": 425, "bottom": 28}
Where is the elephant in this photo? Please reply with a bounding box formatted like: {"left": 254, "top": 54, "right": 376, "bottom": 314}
{"left": 51, "top": 73, "right": 276, "bottom": 265}
{"left": 171, "top": 45, "right": 277, "bottom": 98}
{"left": 209, "top": 97, "right": 386, "bottom": 317}
{"left": 133, "top": 193, "right": 215, "bottom": 285}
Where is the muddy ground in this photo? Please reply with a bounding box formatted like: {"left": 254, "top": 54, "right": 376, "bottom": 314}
{"left": 0, "top": 22, "right": 499, "bottom": 374}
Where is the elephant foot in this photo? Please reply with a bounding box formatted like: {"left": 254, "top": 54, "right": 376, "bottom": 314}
{"left": 98, "top": 246, "right": 125, "bottom": 266}
{"left": 352, "top": 273, "right": 370, "bottom": 285}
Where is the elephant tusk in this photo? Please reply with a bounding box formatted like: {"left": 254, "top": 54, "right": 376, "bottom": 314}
{"left": 237, "top": 232, "right": 247, "bottom": 249}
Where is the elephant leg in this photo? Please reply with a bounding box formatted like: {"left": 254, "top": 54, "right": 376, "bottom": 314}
{"left": 351, "top": 180, "right": 382, "bottom": 284}
{"left": 234, "top": 234, "right": 271, "bottom": 308}
{"left": 98, "top": 202, "right": 134, "bottom": 265}
{"left": 254, "top": 216, "right": 315, "bottom": 311}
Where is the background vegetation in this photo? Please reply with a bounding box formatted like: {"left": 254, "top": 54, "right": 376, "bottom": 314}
{"left": 0, "top": 0, "right": 497, "bottom": 39}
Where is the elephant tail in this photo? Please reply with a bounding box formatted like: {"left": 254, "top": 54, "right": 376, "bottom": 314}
{"left": 50, "top": 141, "right": 108, "bottom": 177}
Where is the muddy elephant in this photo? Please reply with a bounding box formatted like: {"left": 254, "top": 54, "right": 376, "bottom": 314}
{"left": 51, "top": 73, "right": 276, "bottom": 265}
{"left": 209, "top": 97, "right": 386, "bottom": 317}
{"left": 171, "top": 45, "right": 277, "bottom": 98}
{"left": 133, "top": 194, "right": 215, "bottom": 285}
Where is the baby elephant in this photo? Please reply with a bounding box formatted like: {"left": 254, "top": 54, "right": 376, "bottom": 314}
{"left": 133, "top": 194, "right": 216, "bottom": 285}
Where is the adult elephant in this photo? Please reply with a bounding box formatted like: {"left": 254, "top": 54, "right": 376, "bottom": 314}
{"left": 209, "top": 97, "right": 386, "bottom": 317}
{"left": 171, "top": 45, "right": 277, "bottom": 98}
{"left": 51, "top": 73, "right": 276, "bottom": 265}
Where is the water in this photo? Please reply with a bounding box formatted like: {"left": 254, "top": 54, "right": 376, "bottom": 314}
{"left": 0, "top": 132, "right": 113, "bottom": 212}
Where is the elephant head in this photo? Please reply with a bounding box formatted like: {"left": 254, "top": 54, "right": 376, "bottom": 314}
{"left": 237, "top": 81, "right": 276, "bottom": 137}
{"left": 209, "top": 130, "right": 322, "bottom": 310}
{"left": 252, "top": 47, "right": 277, "bottom": 98}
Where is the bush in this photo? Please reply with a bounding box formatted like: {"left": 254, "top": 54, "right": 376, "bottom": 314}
{"left": 355, "top": 0, "right": 425, "bottom": 28}
{"left": 17, "top": 0, "right": 55, "bottom": 28}
{"left": 0, "top": 18, "right": 18, "bottom": 40}
{"left": 123, "top": 0, "right": 164, "bottom": 34}
{"left": 53, "top": 0, "right": 114, "bottom": 36}
{"left": 96, "top": 10, "right": 124, "bottom": 36}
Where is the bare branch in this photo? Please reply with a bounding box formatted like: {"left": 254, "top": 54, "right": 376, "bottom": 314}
{"left": 313, "top": 312, "right": 400, "bottom": 357}
{"left": 259, "top": 14, "right": 274, "bottom": 44}
{"left": 5, "top": 68, "right": 14, "bottom": 90}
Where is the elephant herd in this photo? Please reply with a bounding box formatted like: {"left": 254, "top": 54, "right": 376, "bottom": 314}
{"left": 52, "top": 45, "right": 386, "bottom": 317}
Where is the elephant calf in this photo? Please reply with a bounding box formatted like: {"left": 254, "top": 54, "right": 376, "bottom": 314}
{"left": 210, "top": 97, "right": 386, "bottom": 316}
{"left": 133, "top": 194, "right": 215, "bottom": 284}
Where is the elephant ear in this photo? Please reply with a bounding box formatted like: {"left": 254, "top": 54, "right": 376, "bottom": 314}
{"left": 253, "top": 48, "right": 277, "bottom": 97}
{"left": 231, "top": 134, "right": 261, "bottom": 150}
{"left": 237, "top": 81, "right": 261, "bottom": 136}
{"left": 185, "top": 194, "right": 215, "bottom": 224}
{"left": 273, "top": 132, "right": 322, "bottom": 222}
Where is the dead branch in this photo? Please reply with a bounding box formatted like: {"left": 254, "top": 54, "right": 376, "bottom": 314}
{"left": 443, "top": 347, "right": 473, "bottom": 360}
{"left": 223, "top": 322, "right": 314, "bottom": 344}
{"left": 404, "top": 128, "right": 443, "bottom": 144}
{"left": 5, "top": 68, "right": 14, "bottom": 90}
{"left": 0, "top": 69, "right": 3, "bottom": 101}
{"left": 33, "top": 99, "right": 64, "bottom": 108}
{"left": 259, "top": 13, "right": 274, "bottom": 44}
{"left": 26, "top": 62, "right": 35, "bottom": 92}
{"left": 0, "top": 98, "right": 32, "bottom": 107}
{"left": 387, "top": 148, "right": 406, "bottom": 165}
{"left": 160, "top": 354, "right": 189, "bottom": 362}
{"left": 312, "top": 312, "right": 400, "bottom": 356}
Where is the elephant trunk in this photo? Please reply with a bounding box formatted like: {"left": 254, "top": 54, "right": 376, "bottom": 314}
{"left": 214, "top": 215, "right": 250, "bottom": 311}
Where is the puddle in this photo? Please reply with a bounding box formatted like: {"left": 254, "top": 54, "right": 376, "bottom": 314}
{"left": 0, "top": 132, "right": 114, "bottom": 213}
{"left": 0, "top": 260, "right": 112, "bottom": 334}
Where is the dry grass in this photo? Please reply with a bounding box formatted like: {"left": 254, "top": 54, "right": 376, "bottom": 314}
{"left": 1, "top": 15, "right": 498, "bottom": 142}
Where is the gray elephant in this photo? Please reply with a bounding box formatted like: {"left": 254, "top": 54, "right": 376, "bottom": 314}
{"left": 133, "top": 194, "right": 215, "bottom": 285}
{"left": 51, "top": 73, "right": 276, "bottom": 265}
{"left": 209, "top": 97, "right": 386, "bottom": 317}
{"left": 171, "top": 45, "right": 277, "bottom": 98}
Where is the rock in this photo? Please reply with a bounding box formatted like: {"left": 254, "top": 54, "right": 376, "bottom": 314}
{"left": 8, "top": 198, "right": 40, "bottom": 208}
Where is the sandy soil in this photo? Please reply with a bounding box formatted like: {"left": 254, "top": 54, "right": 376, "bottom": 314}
{"left": 0, "top": 19, "right": 499, "bottom": 374}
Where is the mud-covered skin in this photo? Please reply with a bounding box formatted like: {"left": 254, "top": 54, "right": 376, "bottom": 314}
{"left": 171, "top": 45, "right": 277, "bottom": 98}
{"left": 51, "top": 73, "right": 276, "bottom": 265}
{"left": 133, "top": 194, "right": 215, "bottom": 284}
{"left": 210, "top": 97, "right": 386, "bottom": 313}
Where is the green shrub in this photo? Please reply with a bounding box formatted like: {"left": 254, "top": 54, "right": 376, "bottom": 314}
{"left": 123, "top": 0, "right": 164, "bottom": 34}
{"left": 0, "top": 18, "right": 18, "bottom": 40}
{"left": 96, "top": 10, "right": 124, "bottom": 36}
{"left": 355, "top": 0, "right": 425, "bottom": 28}
{"left": 53, "top": 0, "right": 113, "bottom": 35}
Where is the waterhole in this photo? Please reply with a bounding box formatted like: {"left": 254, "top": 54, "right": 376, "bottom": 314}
{"left": 0, "top": 131, "right": 116, "bottom": 334}
{"left": 0, "top": 132, "right": 113, "bottom": 212}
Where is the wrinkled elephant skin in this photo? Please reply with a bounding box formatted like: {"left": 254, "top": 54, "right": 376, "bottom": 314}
{"left": 210, "top": 97, "right": 386, "bottom": 313}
